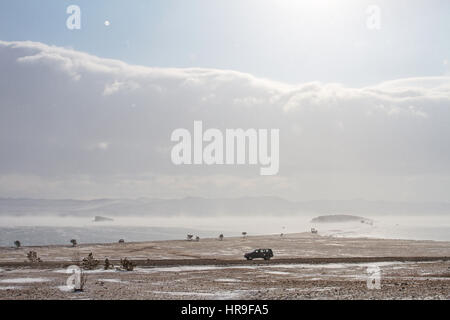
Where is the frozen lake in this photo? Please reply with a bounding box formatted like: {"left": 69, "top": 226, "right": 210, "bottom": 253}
{"left": 0, "top": 214, "right": 449, "bottom": 246}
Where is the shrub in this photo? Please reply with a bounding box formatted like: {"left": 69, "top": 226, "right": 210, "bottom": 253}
{"left": 26, "top": 251, "right": 42, "bottom": 263}
{"left": 81, "top": 252, "right": 99, "bottom": 270}
{"left": 78, "top": 271, "right": 88, "bottom": 292}
{"left": 120, "top": 258, "right": 135, "bottom": 271}
{"left": 73, "top": 269, "right": 88, "bottom": 292}
{"left": 104, "top": 258, "right": 113, "bottom": 270}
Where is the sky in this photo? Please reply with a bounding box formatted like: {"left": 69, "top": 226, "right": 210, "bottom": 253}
{"left": 0, "top": 1, "right": 449, "bottom": 202}
{"left": 0, "top": 0, "right": 449, "bottom": 86}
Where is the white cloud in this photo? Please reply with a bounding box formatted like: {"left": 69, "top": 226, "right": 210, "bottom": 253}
{"left": 103, "top": 80, "right": 140, "bottom": 96}
{"left": 0, "top": 40, "right": 449, "bottom": 201}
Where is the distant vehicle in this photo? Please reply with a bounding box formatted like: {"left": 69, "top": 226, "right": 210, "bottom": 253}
{"left": 244, "top": 249, "right": 273, "bottom": 260}
{"left": 311, "top": 228, "right": 318, "bottom": 234}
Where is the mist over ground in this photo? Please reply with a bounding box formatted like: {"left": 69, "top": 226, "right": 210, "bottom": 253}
{"left": 1, "top": 197, "right": 449, "bottom": 245}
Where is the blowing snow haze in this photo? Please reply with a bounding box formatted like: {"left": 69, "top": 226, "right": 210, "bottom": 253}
{"left": 1, "top": 197, "right": 449, "bottom": 218}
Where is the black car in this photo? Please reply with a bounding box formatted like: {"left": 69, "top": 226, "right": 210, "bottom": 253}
{"left": 244, "top": 249, "right": 273, "bottom": 260}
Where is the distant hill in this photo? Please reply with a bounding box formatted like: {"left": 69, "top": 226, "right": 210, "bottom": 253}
{"left": 0, "top": 197, "right": 449, "bottom": 217}
{"left": 93, "top": 216, "right": 114, "bottom": 222}
{"left": 311, "top": 215, "right": 372, "bottom": 223}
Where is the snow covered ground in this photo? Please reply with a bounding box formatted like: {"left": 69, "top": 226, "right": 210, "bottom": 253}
{"left": 0, "top": 233, "right": 448, "bottom": 299}
{"left": 0, "top": 259, "right": 448, "bottom": 299}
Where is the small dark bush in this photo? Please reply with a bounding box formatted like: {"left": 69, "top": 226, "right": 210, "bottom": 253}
{"left": 81, "top": 252, "right": 99, "bottom": 270}
{"left": 27, "top": 251, "right": 42, "bottom": 263}
{"left": 120, "top": 258, "right": 135, "bottom": 271}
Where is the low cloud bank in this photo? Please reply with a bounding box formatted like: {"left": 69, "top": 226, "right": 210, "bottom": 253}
{"left": 0, "top": 41, "right": 449, "bottom": 201}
